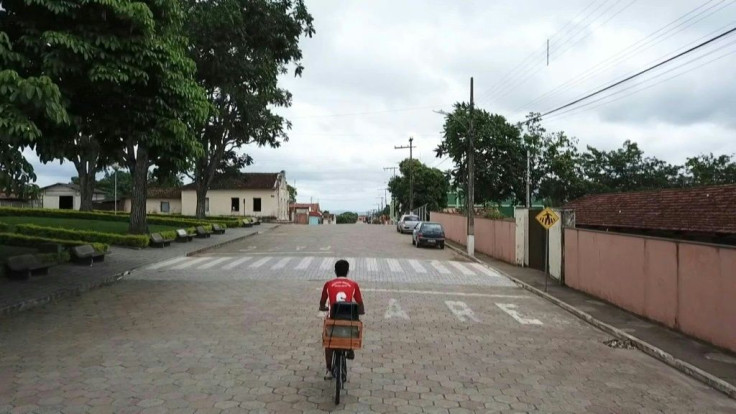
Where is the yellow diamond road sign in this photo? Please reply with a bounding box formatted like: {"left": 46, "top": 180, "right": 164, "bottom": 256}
{"left": 535, "top": 208, "right": 560, "bottom": 230}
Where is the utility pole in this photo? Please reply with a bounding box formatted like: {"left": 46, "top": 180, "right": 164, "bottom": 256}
{"left": 526, "top": 151, "right": 531, "bottom": 208}
{"left": 394, "top": 137, "right": 416, "bottom": 213}
{"left": 467, "top": 77, "right": 475, "bottom": 257}
{"left": 383, "top": 167, "right": 398, "bottom": 222}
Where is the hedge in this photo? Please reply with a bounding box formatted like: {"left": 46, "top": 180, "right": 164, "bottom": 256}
{"left": 0, "top": 222, "right": 10, "bottom": 232}
{"left": 0, "top": 207, "right": 230, "bottom": 229}
{"left": 0, "top": 232, "right": 108, "bottom": 252}
{"left": 15, "top": 224, "right": 149, "bottom": 248}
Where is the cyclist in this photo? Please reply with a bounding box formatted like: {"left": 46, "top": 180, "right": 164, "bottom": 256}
{"left": 319, "top": 259, "right": 364, "bottom": 380}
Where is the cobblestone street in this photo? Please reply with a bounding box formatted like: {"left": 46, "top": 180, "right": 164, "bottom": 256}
{"left": 1, "top": 224, "right": 735, "bottom": 413}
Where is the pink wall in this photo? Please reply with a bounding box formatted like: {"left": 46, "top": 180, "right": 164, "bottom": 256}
{"left": 431, "top": 212, "right": 516, "bottom": 264}
{"left": 565, "top": 228, "right": 736, "bottom": 353}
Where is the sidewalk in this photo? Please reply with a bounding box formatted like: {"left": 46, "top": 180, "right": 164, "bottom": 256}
{"left": 447, "top": 241, "right": 736, "bottom": 399}
{"left": 0, "top": 224, "right": 277, "bottom": 316}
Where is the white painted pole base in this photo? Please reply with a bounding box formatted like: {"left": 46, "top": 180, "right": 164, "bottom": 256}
{"left": 467, "top": 235, "right": 475, "bottom": 257}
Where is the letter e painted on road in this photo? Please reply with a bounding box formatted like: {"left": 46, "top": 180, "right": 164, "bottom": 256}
{"left": 445, "top": 301, "right": 480, "bottom": 322}
{"left": 384, "top": 298, "right": 410, "bottom": 320}
{"left": 495, "top": 303, "right": 543, "bottom": 325}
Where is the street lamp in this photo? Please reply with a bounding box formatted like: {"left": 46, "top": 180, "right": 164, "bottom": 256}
{"left": 112, "top": 163, "right": 120, "bottom": 215}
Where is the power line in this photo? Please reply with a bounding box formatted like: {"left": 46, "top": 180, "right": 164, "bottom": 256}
{"left": 479, "top": 0, "right": 632, "bottom": 105}
{"left": 516, "top": 0, "right": 733, "bottom": 112}
{"left": 544, "top": 41, "right": 736, "bottom": 122}
{"left": 536, "top": 26, "right": 736, "bottom": 119}
{"left": 475, "top": 0, "right": 612, "bottom": 103}
{"left": 289, "top": 105, "right": 437, "bottom": 119}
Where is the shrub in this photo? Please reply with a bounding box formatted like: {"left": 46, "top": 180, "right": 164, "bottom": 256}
{"left": 0, "top": 232, "right": 108, "bottom": 252}
{"left": 0, "top": 222, "right": 10, "bottom": 232}
{"left": 15, "top": 224, "right": 149, "bottom": 248}
{"left": 0, "top": 207, "right": 231, "bottom": 229}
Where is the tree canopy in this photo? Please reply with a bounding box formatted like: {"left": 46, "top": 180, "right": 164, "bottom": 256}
{"left": 388, "top": 159, "right": 449, "bottom": 214}
{"left": 182, "top": 0, "right": 314, "bottom": 218}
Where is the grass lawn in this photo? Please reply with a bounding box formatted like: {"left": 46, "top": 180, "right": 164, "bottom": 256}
{"left": 0, "top": 216, "right": 178, "bottom": 234}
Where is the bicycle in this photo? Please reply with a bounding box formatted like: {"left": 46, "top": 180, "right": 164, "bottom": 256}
{"left": 322, "top": 302, "right": 363, "bottom": 405}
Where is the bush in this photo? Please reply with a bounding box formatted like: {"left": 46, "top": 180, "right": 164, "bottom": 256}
{"left": 15, "top": 224, "right": 149, "bottom": 248}
{"left": 0, "top": 207, "right": 231, "bottom": 229}
{"left": 0, "top": 222, "right": 10, "bottom": 232}
{"left": 0, "top": 232, "right": 108, "bottom": 252}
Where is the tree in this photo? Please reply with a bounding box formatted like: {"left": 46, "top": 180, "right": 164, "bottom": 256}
{"left": 436, "top": 103, "right": 523, "bottom": 206}
{"left": 288, "top": 185, "right": 297, "bottom": 203}
{"left": 182, "top": 0, "right": 314, "bottom": 218}
{"left": 336, "top": 212, "right": 358, "bottom": 224}
{"left": 682, "top": 153, "right": 736, "bottom": 185}
{"left": 0, "top": 28, "right": 68, "bottom": 196}
{"left": 388, "top": 159, "right": 449, "bottom": 214}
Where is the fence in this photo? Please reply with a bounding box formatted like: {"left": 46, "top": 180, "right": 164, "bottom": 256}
{"left": 565, "top": 227, "right": 736, "bottom": 353}
{"left": 0, "top": 200, "right": 42, "bottom": 209}
{"left": 430, "top": 212, "right": 516, "bottom": 264}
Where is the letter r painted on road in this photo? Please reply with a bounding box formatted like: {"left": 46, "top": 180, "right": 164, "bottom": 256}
{"left": 384, "top": 298, "right": 410, "bottom": 320}
{"left": 445, "top": 301, "right": 480, "bottom": 322}
{"left": 495, "top": 303, "right": 543, "bottom": 325}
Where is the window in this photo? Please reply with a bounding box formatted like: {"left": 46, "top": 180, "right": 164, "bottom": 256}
{"left": 160, "top": 201, "right": 170, "bottom": 213}
{"left": 205, "top": 197, "right": 209, "bottom": 213}
{"left": 231, "top": 197, "right": 239, "bottom": 212}
{"left": 253, "top": 197, "right": 262, "bottom": 212}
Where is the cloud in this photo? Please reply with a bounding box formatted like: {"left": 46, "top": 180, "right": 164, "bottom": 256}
{"left": 27, "top": 0, "right": 736, "bottom": 212}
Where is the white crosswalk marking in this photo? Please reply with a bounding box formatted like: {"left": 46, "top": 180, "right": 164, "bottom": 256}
{"left": 320, "top": 257, "right": 334, "bottom": 270}
{"left": 408, "top": 259, "right": 426, "bottom": 273}
{"left": 148, "top": 257, "right": 189, "bottom": 269}
{"left": 387, "top": 259, "right": 403, "bottom": 272}
{"left": 431, "top": 260, "right": 451, "bottom": 274}
{"left": 198, "top": 257, "right": 232, "bottom": 270}
{"left": 272, "top": 257, "right": 291, "bottom": 269}
{"left": 471, "top": 263, "right": 503, "bottom": 278}
{"left": 344, "top": 258, "right": 355, "bottom": 269}
{"left": 449, "top": 261, "right": 475, "bottom": 275}
{"left": 250, "top": 257, "right": 271, "bottom": 268}
{"left": 366, "top": 258, "right": 378, "bottom": 271}
{"left": 171, "top": 257, "right": 210, "bottom": 270}
{"left": 222, "top": 257, "right": 253, "bottom": 270}
{"left": 295, "top": 257, "right": 313, "bottom": 270}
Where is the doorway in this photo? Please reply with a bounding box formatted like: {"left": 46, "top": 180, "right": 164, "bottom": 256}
{"left": 59, "top": 196, "right": 74, "bottom": 210}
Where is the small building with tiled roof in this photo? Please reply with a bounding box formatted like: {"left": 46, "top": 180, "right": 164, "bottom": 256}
{"left": 180, "top": 172, "right": 288, "bottom": 220}
{"left": 563, "top": 184, "right": 736, "bottom": 245}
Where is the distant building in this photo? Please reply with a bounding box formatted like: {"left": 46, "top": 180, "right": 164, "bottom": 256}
{"left": 122, "top": 187, "right": 182, "bottom": 215}
{"left": 40, "top": 183, "right": 106, "bottom": 210}
{"left": 563, "top": 184, "right": 736, "bottom": 245}
{"left": 180, "top": 172, "right": 289, "bottom": 220}
{"left": 290, "top": 203, "right": 321, "bottom": 224}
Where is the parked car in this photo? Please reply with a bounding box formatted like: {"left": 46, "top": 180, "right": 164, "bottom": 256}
{"left": 412, "top": 222, "right": 445, "bottom": 249}
{"left": 396, "top": 214, "right": 420, "bottom": 234}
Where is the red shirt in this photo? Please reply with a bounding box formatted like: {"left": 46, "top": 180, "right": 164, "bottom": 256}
{"left": 320, "top": 277, "right": 363, "bottom": 308}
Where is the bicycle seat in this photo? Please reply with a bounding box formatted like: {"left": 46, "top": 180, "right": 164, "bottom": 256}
{"left": 331, "top": 302, "right": 360, "bottom": 321}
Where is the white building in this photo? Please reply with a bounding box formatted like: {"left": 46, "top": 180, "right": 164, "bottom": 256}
{"left": 122, "top": 187, "right": 182, "bottom": 214}
{"left": 41, "top": 183, "right": 106, "bottom": 210}
{"left": 180, "top": 172, "right": 289, "bottom": 220}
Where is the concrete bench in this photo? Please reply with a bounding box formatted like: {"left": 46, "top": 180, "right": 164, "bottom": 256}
{"left": 195, "top": 226, "right": 211, "bottom": 238}
{"left": 150, "top": 233, "right": 173, "bottom": 248}
{"left": 5, "top": 254, "right": 52, "bottom": 280}
{"left": 242, "top": 219, "right": 253, "bottom": 228}
{"left": 212, "top": 224, "right": 226, "bottom": 234}
{"left": 175, "top": 229, "right": 193, "bottom": 242}
{"left": 71, "top": 244, "right": 106, "bottom": 266}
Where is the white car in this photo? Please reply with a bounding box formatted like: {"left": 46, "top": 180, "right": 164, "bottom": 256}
{"left": 396, "top": 214, "right": 420, "bottom": 234}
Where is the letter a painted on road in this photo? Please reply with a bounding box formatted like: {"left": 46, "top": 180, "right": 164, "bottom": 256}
{"left": 535, "top": 207, "right": 560, "bottom": 230}
{"left": 384, "top": 298, "right": 410, "bottom": 320}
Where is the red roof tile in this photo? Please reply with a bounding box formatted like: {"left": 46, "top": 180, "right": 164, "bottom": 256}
{"left": 563, "top": 184, "right": 736, "bottom": 234}
{"left": 147, "top": 187, "right": 181, "bottom": 199}
{"left": 182, "top": 173, "right": 281, "bottom": 191}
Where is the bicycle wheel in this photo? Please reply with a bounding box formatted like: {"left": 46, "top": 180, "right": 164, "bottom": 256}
{"left": 334, "top": 351, "right": 342, "bottom": 404}
{"left": 341, "top": 352, "right": 347, "bottom": 387}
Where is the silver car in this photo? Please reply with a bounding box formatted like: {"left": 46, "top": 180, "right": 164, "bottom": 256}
{"left": 396, "top": 214, "right": 420, "bottom": 234}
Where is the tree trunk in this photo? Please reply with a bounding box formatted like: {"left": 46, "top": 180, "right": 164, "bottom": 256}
{"left": 195, "top": 183, "right": 208, "bottom": 218}
{"left": 73, "top": 136, "right": 100, "bottom": 211}
{"left": 128, "top": 146, "right": 149, "bottom": 234}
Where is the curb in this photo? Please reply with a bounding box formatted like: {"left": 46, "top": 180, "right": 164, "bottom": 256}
{"left": 1, "top": 270, "right": 129, "bottom": 317}
{"left": 446, "top": 243, "right": 736, "bottom": 400}
{"left": 185, "top": 224, "right": 280, "bottom": 257}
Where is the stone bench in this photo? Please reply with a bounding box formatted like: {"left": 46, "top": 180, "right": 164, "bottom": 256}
{"left": 5, "top": 254, "right": 52, "bottom": 280}
{"left": 150, "top": 233, "right": 173, "bottom": 248}
{"left": 195, "top": 226, "right": 211, "bottom": 239}
{"left": 71, "top": 244, "right": 106, "bottom": 266}
{"left": 175, "top": 229, "right": 193, "bottom": 242}
{"left": 212, "top": 224, "right": 226, "bottom": 234}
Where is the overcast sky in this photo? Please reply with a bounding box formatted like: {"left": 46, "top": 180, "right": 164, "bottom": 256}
{"left": 30, "top": 0, "right": 736, "bottom": 213}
